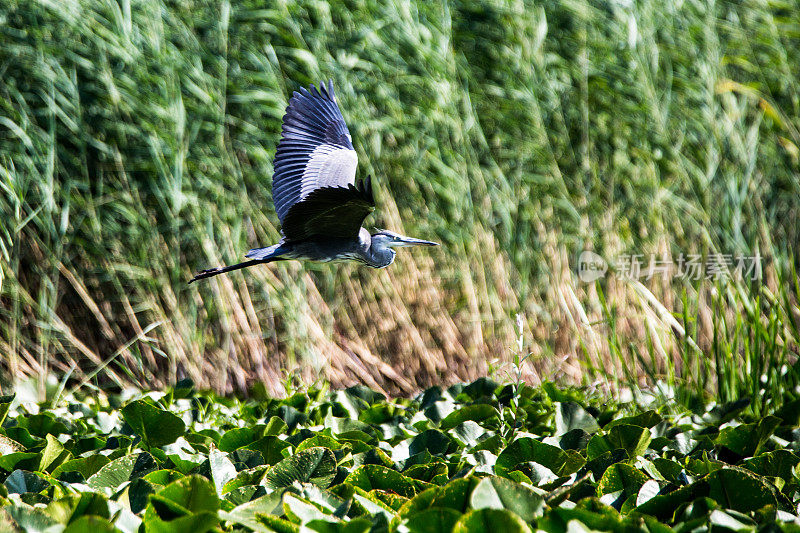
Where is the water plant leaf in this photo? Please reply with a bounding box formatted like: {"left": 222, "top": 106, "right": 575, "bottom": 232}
{"left": 440, "top": 405, "right": 497, "bottom": 431}
{"left": 265, "top": 447, "right": 337, "bottom": 489}
{"left": 715, "top": 416, "right": 780, "bottom": 457}
{"left": 706, "top": 468, "right": 777, "bottom": 513}
{"left": 5, "top": 470, "right": 49, "bottom": 494}
{"left": 469, "top": 476, "right": 544, "bottom": 521}
{"left": 596, "top": 464, "right": 650, "bottom": 499}
{"left": 452, "top": 508, "right": 532, "bottom": 533}
{"left": 87, "top": 453, "right": 158, "bottom": 491}
{"left": 409, "top": 430, "right": 452, "bottom": 456}
{"left": 587, "top": 424, "right": 651, "bottom": 460}
{"left": 496, "top": 437, "right": 584, "bottom": 478}
{"left": 345, "top": 465, "right": 418, "bottom": 498}
{"left": 554, "top": 402, "right": 600, "bottom": 436}
{"left": 209, "top": 446, "right": 237, "bottom": 496}
{"left": 401, "top": 508, "right": 463, "bottom": 533}
{"left": 121, "top": 400, "right": 186, "bottom": 448}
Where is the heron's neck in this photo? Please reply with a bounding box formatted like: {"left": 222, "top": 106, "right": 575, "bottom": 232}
{"left": 363, "top": 237, "right": 395, "bottom": 268}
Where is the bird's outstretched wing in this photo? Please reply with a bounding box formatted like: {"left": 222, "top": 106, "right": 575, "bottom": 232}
{"left": 272, "top": 80, "right": 359, "bottom": 224}
{"left": 281, "top": 176, "right": 374, "bottom": 241}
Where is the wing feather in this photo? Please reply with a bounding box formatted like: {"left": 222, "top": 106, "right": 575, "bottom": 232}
{"left": 281, "top": 175, "right": 375, "bottom": 242}
{"left": 271, "top": 80, "right": 358, "bottom": 222}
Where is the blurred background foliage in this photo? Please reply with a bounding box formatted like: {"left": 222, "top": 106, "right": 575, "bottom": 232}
{"left": 0, "top": 0, "right": 798, "bottom": 399}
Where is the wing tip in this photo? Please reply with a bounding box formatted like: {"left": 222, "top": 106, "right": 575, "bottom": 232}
{"left": 290, "top": 79, "right": 337, "bottom": 98}
{"left": 324, "top": 79, "right": 336, "bottom": 100}
{"left": 360, "top": 174, "right": 375, "bottom": 205}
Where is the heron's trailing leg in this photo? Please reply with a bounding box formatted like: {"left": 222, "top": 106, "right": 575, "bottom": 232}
{"left": 190, "top": 244, "right": 287, "bottom": 283}
{"left": 190, "top": 259, "right": 271, "bottom": 283}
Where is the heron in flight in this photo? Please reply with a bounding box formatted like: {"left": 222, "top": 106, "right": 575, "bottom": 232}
{"left": 190, "top": 80, "right": 438, "bottom": 283}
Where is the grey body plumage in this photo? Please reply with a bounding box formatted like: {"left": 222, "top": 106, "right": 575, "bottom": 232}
{"left": 190, "top": 81, "right": 437, "bottom": 283}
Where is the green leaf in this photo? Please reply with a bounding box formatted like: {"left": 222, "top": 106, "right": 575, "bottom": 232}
{"left": 346, "top": 385, "right": 386, "bottom": 405}
{"left": 18, "top": 413, "right": 70, "bottom": 439}
{"left": 63, "top": 515, "right": 118, "bottom": 533}
{"left": 246, "top": 436, "right": 292, "bottom": 465}
{"left": 540, "top": 500, "right": 626, "bottom": 532}
{"left": 349, "top": 486, "right": 397, "bottom": 521}
{"left": 635, "top": 482, "right": 710, "bottom": 520}
{"left": 39, "top": 434, "right": 70, "bottom": 473}
{"left": 219, "top": 491, "right": 285, "bottom": 532}
{"left": 452, "top": 421, "right": 485, "bottom": 448}
{"left": 401, "top": 508, "right": 462, "bottom": 533}
{"left": 402, "top": 478, "right": 482, "bottom": 514}
{"left": 218, "top": 428, "right": 257, "bottom": 452}
{"left": 263, "top": 416, "right": 289, "bottom": 436}
{"left": 440, "top": 405, "right": 497, "bottom": 431}
{"left": 496, "top": 437, "right": 584, "bottom": 477}
{"left": 144, "top": 511, "right": 219, "bottom": 533}
{"left": 144, "top": 469, "right": 184, "bottom": 486}
{"left": 452, "top": 508, "right": 532, "bottom": 533}
{"left": 294, "top": 483, "right": 347, "bottom": 515}
{"left": 144, "top": 475, "right": 220, "bottom": 532}
{"left": 703, "top": 398, "right": 751, "bottom": 424}
{"left": 303, "top": 518, "right": 372, "bottom": 533}
{"left": 345, "top": 465, "right": 419, "bottom": 498}
{"left": 596, "top": 464, "right": 649, "bottom": 498}
{"left": 706, "top": 467, "right": 777, "bottom": 513}
{"left": 44, "top": 492, "right": 110, "bottom": 524}
{"left": 121, "top": 400, "right": 185, "bottom": 448}
{"left": 284, "top": 493, "right": 336, "bottom": 524}
{"left": 6, "top": 505, "right": 60, "bottom": 532}
{"left": 403, "top": 462, "right": 449, "bottom": 485}
{"left": 164, "top": 439, "right": 205, "bottom": 474}
{"left": 469, "top": 477, "right": 544, "bottom": 521}
{"left": 409, "top": 430, "right": 452, "bottom": 456}
{"left": 604, "top": 411, "right": 663, "bottom": 430}
{"left": 743, "top": 449, "right": 800, "bottom": 481}
{"left": 715, "top": 416, "right": 780, "bottom": 457}
{"left": 126, "top": 478, "right": 158, "bottom": 514}
{"left": 650, "top": 458, "right": 685, "bottom": 484}
{"left": 0, "top": 394, "right": 14, "bottom": 427}
{"left": 52, "top": 455, "right": 110, "bottom": 480}
{"left": 296, "top": 435, "right": 343, "bottom": 453}
{"left": 587, "top": 424, "right": 651, "bottom": 460}
{"left": 359, "top": 403, "right": 403, "bottom": 425}
{"left": 158, "top": 475, "right": 219, "bottom": 514}
{"left": 209, "top": 446, "right": 237, "bottom": 496}
{"left": 87, "top": 452, "right": 158, "bottom": 491}
{"left": 0, "top": 452, "right": 40, "bottom": 472}
{"left": 0, "top": 434, "right": 24, "bottom": 454}
{"left": 256, "top": 513, "right": 301, "bottom": 533}
{"left": 265, "top": 447, "right": 337, "bottom": 489}
{"left": 554, "top": 402, "right": 600, "bottom": 436}
{"left": 775, "top": 399, "right": 800, "bottom": 427}
{"left": 5, "top": 470, "right": 49, "bottom": 494}
{"left": 636, "top": 480, "right": 661, "bottom": 507}
{"left": 674, "top": 497, "right": 756, "bottom": 531}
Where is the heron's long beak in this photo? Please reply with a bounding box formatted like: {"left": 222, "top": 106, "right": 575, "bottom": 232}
{"left": 391, "top": 235, "right": 440, "bottom": 247}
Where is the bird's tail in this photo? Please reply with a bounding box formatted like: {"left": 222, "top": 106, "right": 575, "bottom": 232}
{"left": 190, "top": 244, "right": 286, "bottom": 283}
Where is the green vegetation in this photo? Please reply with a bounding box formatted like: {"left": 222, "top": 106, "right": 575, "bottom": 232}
{"left": 4, "top": 379, "right": 800, "bottom": 531}
{"left": 1, "top": 0, "right": 798, "bottom": 397}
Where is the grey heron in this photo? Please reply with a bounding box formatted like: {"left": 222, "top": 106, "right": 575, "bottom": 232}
{"left": 190, "top": 80, "right": 438, "bottom": 283}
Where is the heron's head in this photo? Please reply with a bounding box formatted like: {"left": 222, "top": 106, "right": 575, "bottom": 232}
{"left": 369, "top": 229, "right": 439, "bottom": 263}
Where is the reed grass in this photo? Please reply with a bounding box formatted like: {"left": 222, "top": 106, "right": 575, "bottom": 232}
{"left": 0, "top": 0, "right": 798, "bottom": 401}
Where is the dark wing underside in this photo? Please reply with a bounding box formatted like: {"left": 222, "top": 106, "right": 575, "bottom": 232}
{"left": 271, "top": 80, "right": 359, "bottom": 224}
{"left": 281, "top": 176, "right": 374, "bottom": 242}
